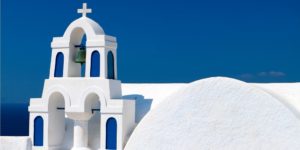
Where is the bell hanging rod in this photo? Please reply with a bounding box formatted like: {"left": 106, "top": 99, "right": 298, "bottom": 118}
{"left": 92, "top": 108, "right": 100, "bottom": 113}
{"left": 57, "top": 107, "right": 65, "bottom": 110}
{"left": 74, "top": 44, "right": 86, "bottom": 48}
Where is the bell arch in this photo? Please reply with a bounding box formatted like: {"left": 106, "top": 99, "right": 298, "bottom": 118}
{"left": 63, "top": 17, "right": 104, "bottom": 43}
{"left": 46, "top": 91, "right": 67, "bottom": 147}
{"left": 67, "top": 28, "right": 87, "bottom": 77}
{"left": 69, "top": 27, "right": 86, "bottom": 46}
{"left": 61, "top": 18, "right": 105, "bottom": 78}
{"left": 51, "top": 17, "right": 117, "bottom": 78}
{"left": 84, "top": 93, "right": 101, "bottom": 113}
{"left": 84, "top": 92, "right": 101, "bottom": 149}
{"left": 80, "top": 86, "right": 107, "bottom": 111}
{"left": 45, "top": 86, "right": 71, "bottom": 109}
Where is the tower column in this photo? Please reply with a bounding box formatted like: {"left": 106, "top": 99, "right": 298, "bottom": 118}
{"left": 72, "top": 120, "right": 90, "bottom": 150}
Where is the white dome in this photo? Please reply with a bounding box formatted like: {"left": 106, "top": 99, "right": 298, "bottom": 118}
{"left": 125, "top": 77, "right": 300, "bottom": 150}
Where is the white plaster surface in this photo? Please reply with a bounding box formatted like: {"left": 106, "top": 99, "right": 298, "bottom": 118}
{"left": 2, "top": 77, "right": 300, "bottom": 150}
{"left": 253, "top": 83, "right": 300, "bottom": 118}
{"left": 122, "top": 83, "right": 185, "bottom": 110}
{"left": 0, "top": 136, "right": 32, "bottom": 150}
{"left": 124, "top": 77, "right": 300, "bottom": 150}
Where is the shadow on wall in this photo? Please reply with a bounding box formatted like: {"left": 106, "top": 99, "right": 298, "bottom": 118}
{"left": 122, "top": 95, "right": 153, "bottom": 123}
{"left": 61, "top": 118, "right": 74, "bottom": 149}
{"left": 61, "top": 112, "right": 101, "bottom": 150}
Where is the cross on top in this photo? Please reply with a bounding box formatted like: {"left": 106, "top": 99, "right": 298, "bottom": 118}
{"left": 78, "top": 3, "right": 92, "bottom": 17}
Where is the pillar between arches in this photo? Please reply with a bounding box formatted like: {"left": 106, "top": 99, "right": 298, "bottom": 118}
{"left": 72, "top": 120, "right": 90, "bottom": 150}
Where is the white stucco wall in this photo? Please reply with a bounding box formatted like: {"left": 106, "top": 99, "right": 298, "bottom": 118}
{"left": 125, "top": 77, "right": 300, "bottom": 150}
{"left": 2, "top": 77, "right": 300, "bottom": 150}
{"left": 0, "top": 136, "right": 32, "bottom": 150}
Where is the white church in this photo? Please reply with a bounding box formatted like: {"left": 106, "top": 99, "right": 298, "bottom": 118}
{"left": 1, "top": 3, "right": 300, "bottom": 150}
{"left": 28, "top": 3, "right": 136, "bottom": 150}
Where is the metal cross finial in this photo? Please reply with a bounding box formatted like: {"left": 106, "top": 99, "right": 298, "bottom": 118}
{"left": 78, "top": 3, "right": 92, "bottom": 17}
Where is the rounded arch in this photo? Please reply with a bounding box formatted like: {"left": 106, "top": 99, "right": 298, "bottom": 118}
{"left": 45, "top": 87, "right": 69, "bottom": 146}
{"left": 34, "top": 116, "right": 44, "bottom": 146}
{"left": 80, "top": 86, "right": 107, "bottom": 111}
{"left": 45, "top": 86, "right": 71, "bottom": 110}
{"left": 69, "top": 27, "right": 86, "bottom": 46}
{"left": 48, "top": 92, "right": 65, "bottom": 111}
{"left": 107, "top": 51, "right": 115, "bottom": 79}
{"left": 90, "top": 50, "right": 100, "bottom": 77}
{"left": 63, "top": 18, "right": 104, "bottom": 45}
{"left": 106, "top": 117, "right": 117, "bottom": 149}
{"left": 54, "top": 52, "right": 64, "bottom": 77}
{"left": 84, "top": 93, "right": 101, "bottom": 113}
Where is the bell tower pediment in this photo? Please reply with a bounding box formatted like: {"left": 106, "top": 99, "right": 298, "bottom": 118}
{"left": 49, "top": 3, "right": 117, "bottom": 79}
{"left": 63, "top": 17, "right": 105, "bottom": 44}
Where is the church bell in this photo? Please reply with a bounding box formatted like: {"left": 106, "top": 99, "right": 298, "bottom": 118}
{"left": 75, "top": 45, "right": 86, "bottom": 64}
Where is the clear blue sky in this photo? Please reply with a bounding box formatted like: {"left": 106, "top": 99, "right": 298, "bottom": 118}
{"left": 1, "top": 0, "right": 300, "bottom": 103}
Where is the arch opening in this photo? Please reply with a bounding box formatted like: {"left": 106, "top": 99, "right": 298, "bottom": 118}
{"left": 106, "top": 117, "right": 117, "bottom": 149}
{"left": 84, "top": 93, "right": 101, "bottom": 113}
{"left": 48, "top": 92, "right": 66, "bottom": 146}
{"left": 34, "top": 116, "right": 44, "bottom": 146}
{"left": 69, "top": 27, "right": 86, "bottom": 46}
{"left": 54, "top": 52, "right": 64, "bottom": 77}
{"left": 90, "top": 51, "right": 100, "bottom": 77}
{"left": 107, "top": 51, "right": 115, "bottom": 79}
{"left": 63, "top": 18, "right": 104, "bottom": 41}
{"left": 69, "top": 28, "right": 87, "bottom": 77}
{"left": 85, "top": 93, "right": 101, "bottom": 149}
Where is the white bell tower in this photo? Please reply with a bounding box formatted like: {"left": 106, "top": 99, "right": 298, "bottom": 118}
{"left": 28, "top": 3, "right": 136, "bottom": 150}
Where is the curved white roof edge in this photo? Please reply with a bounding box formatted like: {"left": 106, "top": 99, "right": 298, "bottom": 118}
{"left": 122, "top": 77, "right": 300, "bottom": 119}
{"left": 124, "top": 77, "right": 300, "bottom": 150}
{"left": 252, "top": 83, "right": 300, "bottom": 119}
{"left": 63, "top": 17, "right": 105, "bottom": 38}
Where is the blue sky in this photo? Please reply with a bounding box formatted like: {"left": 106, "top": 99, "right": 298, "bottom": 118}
{"left": 1, "top": 0, "right": 300, "bottom": 103}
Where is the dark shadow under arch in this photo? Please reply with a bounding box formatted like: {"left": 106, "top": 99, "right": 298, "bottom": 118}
{"left": 107, "top": 51, "right": 115, "bottom": 79}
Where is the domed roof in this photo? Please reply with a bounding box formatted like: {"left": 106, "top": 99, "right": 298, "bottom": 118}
{"left": 125, "top": 77, "right": 300, "bottom": 150}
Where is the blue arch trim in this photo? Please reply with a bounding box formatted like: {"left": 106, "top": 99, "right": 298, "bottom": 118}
{"left": 54, "top": 52, "right": 64, "bottom": 77}
{"left": 107, "top": 51, "right": 115, "bottom": 79}
{"left": 90, "top": 51, "right": 100, "bottom": 77}
{"left": 34, "top": 116, "right": 44, "bottom": 146}
{"left": 106, "top": 117, "right": 117, "bottom": 149}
